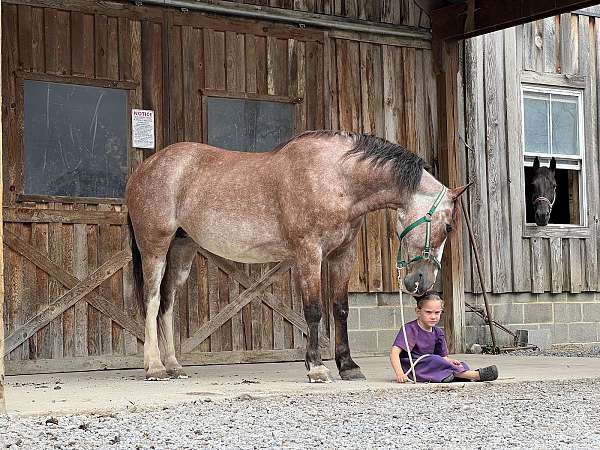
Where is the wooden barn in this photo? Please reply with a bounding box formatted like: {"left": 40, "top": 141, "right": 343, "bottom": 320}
{"left": 1, "top": 0, "right": 600, "bottom": 397}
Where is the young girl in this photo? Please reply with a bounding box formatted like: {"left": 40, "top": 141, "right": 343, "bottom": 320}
{"left": 390, "top": 292, "right": 498, "bottom": 383}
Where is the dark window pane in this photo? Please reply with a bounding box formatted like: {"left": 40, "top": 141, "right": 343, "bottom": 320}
{"left": 207, "top": 97, "right": 294, "bottom": 152}
{"left": 24, "top": 80, "right": 128, "bottom": 198}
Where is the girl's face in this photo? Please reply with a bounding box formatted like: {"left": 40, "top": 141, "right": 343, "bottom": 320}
{"left": 416, "top": 299, "right": 443, "bottom": 329}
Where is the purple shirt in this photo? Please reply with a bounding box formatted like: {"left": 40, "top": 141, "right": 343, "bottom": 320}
{"left": 393, "top": 320, "right": 449, "bottom": 358}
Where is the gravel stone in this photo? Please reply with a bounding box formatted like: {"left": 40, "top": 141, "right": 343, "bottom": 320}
{"left": 1, "top": 378, "right": 599, "bottom": 449}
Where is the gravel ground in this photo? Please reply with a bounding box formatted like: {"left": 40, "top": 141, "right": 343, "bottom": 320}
{"left": 1, "top": 377, "right": 599, "bottom": 450}
{"left": 501, "top": 347, "right": 600, "bottom": 358}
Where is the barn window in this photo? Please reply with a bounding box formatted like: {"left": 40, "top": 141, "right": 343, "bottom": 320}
{"left": 23, "top": 80, "right": 128, "bottom": 199}
{"left": 206, "top": 96, "right": 294, "bottom": 152}
{"left": 522, "top": 85, "right": 585, "bottom": 226}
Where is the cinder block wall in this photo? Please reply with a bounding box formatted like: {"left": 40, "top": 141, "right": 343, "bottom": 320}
{"left": 347, "top": 293, "right": 417, "bottom": 355}
{"left": 347, "top": 292, "right": 600, "bottom": 355}
{"left": 465, "top": 292, "right": 600, "bottom": 350}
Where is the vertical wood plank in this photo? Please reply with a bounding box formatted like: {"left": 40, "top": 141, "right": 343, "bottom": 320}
{"left": 560, "top": 13, "right": 578, "bottom": 75}
{"left": 226, "top": 31, "right": 246, "bottom": 93}
{"left": 569, "top": 239, "right": 583, "bottom": 293}
{"left": 61, "top": 205, "right": 74, "bottom": 358}
{"left": 17, "top": 5, "right": 32, "bottom": 71}
{"left": 250, "top": 264, "right": 263, "bottom": 350}
{"left": 543, "top": 16, "right": 558, "bottom": 73}
{"left": 230, "top": 262, "right": 244, "bottom": 351}
{"left": 530, "top": 237, "right": 545, "bottom": 293}
{"left": 204, "top": 29, "right": 226, "bottom": 91}
{"left": 550, "top": 237, "right": 563, "bottom": 293}
{"left": 98, "top": 204, "right": 112, "bottom": 355}
{"left": 197, "top": 254, "right": 210, "bottom": 352}
{"left": 504, "top": 28, "right": 528, "bottom": 292}
{"left": 402, "top": 47, "right": 417, "bottom": 152}
{"left": 261, "top": 264, "right": 274, "bottom": 350}
{"left": 94, "top": 14, "right": 108, "bottom": 78}
{"left": 32, "top": 207, "right": 49, "bottom": 359}
{"left": 182, "top": 27, "right": 203, "bottom": 142}
{"left": 464, "top": 36, "right": 492, "bottom": 293}
{"left": 73, "top": 218, "right": 89, "bottom": 357}
{"left": 207, "top": 258, "right": 221, "bottom": 352}
{"left": 484, "top": 32, "right": 511, "bottom": 293}
{"left": 86, "top": 209, "right": 100, "bottom": 356}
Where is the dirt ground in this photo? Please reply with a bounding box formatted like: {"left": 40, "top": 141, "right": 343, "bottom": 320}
{"left": 4, "top": 353, "right": 600, "bottom": 416}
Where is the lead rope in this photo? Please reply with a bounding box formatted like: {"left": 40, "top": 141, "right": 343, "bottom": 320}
{"left": 397, "top": 268, "right": 418, "bottom": 383}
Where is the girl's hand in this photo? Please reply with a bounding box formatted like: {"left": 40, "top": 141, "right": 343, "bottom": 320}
{"left": 449, "top": 359, "right": 462, "bottom": 366}
{"left": 396, "top": 373, "right": 409, "bottom": 383}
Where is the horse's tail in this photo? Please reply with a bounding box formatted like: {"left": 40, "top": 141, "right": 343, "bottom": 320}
{"left": 128, "top": 214, "right": 145, "bottom": 315}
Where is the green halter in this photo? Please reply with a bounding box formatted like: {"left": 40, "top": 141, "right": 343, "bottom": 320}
{"left": 396, "top": 187, "right": 448, "bottom": 271}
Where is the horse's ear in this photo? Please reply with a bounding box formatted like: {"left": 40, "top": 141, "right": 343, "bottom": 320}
{"left": 550, "top": 157, "right": 556, "bottom": 172}
{"left": 533, "top": 156, "right": 540, "bottom": 171}
{"left": 449, "top": 183, "right": 471, "bottom": 200}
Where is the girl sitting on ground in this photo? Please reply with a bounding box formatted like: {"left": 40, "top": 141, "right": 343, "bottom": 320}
{"left": 390, "top": 292, "right": 498, "bottom": 383}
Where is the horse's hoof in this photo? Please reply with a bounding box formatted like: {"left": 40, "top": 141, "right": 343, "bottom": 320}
{"left": 145, "top": 369, "right": 170, "bottom": 381}
{"left": 167, "top": 367, "right": 189, "bottom": 379}
{"left": 339, "top": 367, "right": 366, "bottom": 381}
{"left": 307, "top": 365, "right": 332, "bottom": 383}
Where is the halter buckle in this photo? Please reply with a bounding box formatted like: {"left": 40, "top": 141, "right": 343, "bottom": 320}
{"left": 422, "top": 248, "right": 431, "bottom": 259}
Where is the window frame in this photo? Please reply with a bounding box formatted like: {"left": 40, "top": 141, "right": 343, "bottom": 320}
{"left": 14, "top": 71, "right": 137, "bottom": 205}
{"left": 519, "top": 73, "right": 590, "bottom": 237}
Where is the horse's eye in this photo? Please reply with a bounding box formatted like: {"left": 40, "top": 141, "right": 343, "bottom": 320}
{"left": 445, "top": 224, "right": 453, "bottom": 233}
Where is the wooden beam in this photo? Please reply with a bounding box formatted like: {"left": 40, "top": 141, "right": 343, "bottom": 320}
{"left": 431, "top": 0, "right": 600, "bottom": 41}
{"left": 0, "top": 0, "right": 5, "bottom": 416}
{"left": 434, "top": 39, "right": 466, "bottom": 353}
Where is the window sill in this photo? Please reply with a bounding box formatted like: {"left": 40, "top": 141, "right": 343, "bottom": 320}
{"left": 523, "top": 224, "right": 590, "bottom": 239}
{"left": 16, "top": 194, "right": 125, "bottom": 206}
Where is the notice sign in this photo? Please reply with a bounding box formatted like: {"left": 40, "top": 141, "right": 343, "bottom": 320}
{"left": 132, "top": 109, "right": 155, "bottom": 149}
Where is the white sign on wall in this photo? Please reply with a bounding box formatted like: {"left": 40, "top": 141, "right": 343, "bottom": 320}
{"left": 131, "top": 109, "right": 155, "bottom": 149}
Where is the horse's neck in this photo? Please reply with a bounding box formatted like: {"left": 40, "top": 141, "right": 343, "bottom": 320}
{"left": 348, "top": 167, "right": 442, "bottom": 218}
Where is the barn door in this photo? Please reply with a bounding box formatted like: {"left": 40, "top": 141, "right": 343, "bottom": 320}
{"left": 2, "top": 3, "right": 152, "bottom": 374}
{"left": 167, "top": 12, "right": 331, "bottom": 364}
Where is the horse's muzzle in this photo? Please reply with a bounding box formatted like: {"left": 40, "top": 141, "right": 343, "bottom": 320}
{"left": 403, "top": 267, "right": 435, "bottom": 296}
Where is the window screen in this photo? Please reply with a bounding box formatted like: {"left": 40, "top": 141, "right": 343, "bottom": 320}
{"left": 24, "top": 80, "right": 128, "bottom": 198}
{"left": 206, "top": 97, "right": 294, "bottom": 152}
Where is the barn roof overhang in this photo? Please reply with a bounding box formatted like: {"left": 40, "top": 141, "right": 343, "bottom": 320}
{"left": 422, "top": 0, "right": 600, "bottom": 41}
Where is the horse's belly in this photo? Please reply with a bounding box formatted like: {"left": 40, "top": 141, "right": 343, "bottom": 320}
{"left": 189, "top": 227, "right": 288, "bottom": 264}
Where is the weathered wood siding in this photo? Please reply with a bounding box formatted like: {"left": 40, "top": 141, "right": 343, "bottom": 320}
{"left": 224, "top": 0, "right": 427, "bottom": 27}
{"left": 461, "top": 13, "right": 600, "bottom": 294}
{"left": 329, "top": 39, "right": 439, "bottom": 293}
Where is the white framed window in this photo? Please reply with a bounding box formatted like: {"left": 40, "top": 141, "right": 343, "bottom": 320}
{"left": 521, "top": 84, "right": 586, "bottom": 226}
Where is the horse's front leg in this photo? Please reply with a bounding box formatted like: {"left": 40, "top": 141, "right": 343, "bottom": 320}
{"left": 296, "top": 254, "right": 332, "bottom": 383}
{"left": 329, "top": 243, "right": 366, "bottom": 381}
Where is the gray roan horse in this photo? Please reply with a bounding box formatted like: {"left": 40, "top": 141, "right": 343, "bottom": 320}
{"left": 126, "top": 130, "right": 468, "bottom": 382}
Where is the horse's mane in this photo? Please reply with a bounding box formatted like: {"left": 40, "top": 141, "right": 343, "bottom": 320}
{"left": 280, "top": 130, "right": 426, "bottom": 193}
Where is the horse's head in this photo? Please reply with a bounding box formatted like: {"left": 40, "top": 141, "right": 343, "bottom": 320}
{"left": 531, "top": 156, "right": 556, "bottom": 226}
{"left": 396, "top": 185, "right": 469, "bottom": 296}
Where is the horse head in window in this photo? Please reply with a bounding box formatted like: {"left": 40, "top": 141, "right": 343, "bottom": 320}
{"left": 531, "top": 156, "right": 556, "bottom": 226}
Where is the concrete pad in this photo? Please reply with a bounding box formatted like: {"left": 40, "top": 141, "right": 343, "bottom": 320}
{"left": 4, "top": 354, "right": 600, "bottom": 416}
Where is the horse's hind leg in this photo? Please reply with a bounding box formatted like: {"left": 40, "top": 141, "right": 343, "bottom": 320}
{"left": 141, "top": 248, "right": 171, "bottom": 381}
{"left": 295, "top": 250, "right": 332, "bottom": 383}
{"left": 329, "top": 243, "right": 365, "bottom": 381}
{"left": 158, "top": 234, "right": 198, "bottom": 379}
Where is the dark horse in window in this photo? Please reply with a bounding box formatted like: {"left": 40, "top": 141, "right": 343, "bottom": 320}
{"left": 126, "top": 131, "right": 467, "bottom": 382}
{"left": 530, "top": 156, "right": 556, "bottom": 226}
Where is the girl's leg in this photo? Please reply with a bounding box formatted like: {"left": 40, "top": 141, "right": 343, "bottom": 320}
{"left": 454, "top": 370, "right": 480, "bottom": 381}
